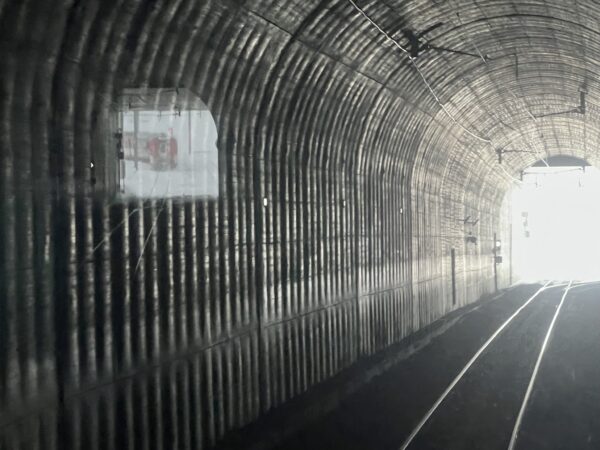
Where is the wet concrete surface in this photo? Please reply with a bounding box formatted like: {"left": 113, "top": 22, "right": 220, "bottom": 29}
{"left": 273, "top": 283, "right": 600, "bottom": 449}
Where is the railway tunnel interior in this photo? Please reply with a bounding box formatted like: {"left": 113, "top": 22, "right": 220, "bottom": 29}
{"left": 1, "top": 0, "right": 600, "bottom": 448}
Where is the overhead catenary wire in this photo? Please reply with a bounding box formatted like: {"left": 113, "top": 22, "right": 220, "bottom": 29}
{"left": 424, "top": 1, "right": 550, "bottom": 169}
{"left": 346, "top": 0, "right": 525, "bottom": 185}
{"left": 444, "top": 3, "right": 551, "bottom": 169}
{"left": 347, "top": 0, "right": 491, "bottom": 144}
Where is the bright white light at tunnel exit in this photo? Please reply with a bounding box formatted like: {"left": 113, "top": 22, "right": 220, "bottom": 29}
{"left": 512, "top": 165, "right": 600, "bottom": 282}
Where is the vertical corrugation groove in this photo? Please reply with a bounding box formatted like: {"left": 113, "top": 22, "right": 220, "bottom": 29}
{"left": 0, "top": 0, "right": 565, "bottom": 448}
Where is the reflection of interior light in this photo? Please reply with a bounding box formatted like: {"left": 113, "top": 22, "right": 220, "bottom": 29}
{"left": 118, "top": 108, "right": 218, "bottom": 199}
{"left": 263, "top": 197, "right": 268, "bottom": 207}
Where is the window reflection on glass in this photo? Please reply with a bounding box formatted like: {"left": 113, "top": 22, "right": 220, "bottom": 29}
{"left": 116, "top": 88, "right": 219, "bottom": 198}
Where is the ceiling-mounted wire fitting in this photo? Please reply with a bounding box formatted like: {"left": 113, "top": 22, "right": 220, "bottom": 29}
{"left": 347, "top": 0, "right": 531, "bottom": 185}
{"left": 496, "top": 148, "right": 538, "bottom": 164}
{"left": 534, "top": 91, "right": 586, "bottom": 119}
{"left": 347, "top": 0, "right": 492, "bottom": 144}
{"left": 460, "top": 216, "right": 480, "bottom": 226}
{"left": 402, "top": 25, "right": 490, "bottom": 60}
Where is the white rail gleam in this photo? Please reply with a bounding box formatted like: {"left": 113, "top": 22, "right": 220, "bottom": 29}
{"left": 400, "top": 280, "right": 554, "bottom": 450}
{"left": 507, "top": 280, "right": 573, "bottom": 450}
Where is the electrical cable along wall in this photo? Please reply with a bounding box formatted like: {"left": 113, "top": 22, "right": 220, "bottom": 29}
{"left": 0, "top": 1, "right": 522, "bottom": 449}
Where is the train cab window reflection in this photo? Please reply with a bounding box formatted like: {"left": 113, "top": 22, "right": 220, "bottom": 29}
{"left": 116, "top": 88, "right": 219, "bottom": 199}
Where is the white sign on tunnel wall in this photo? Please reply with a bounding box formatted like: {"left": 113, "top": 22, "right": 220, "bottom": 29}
{"left": 115, "top": 88, "right": 219, "bottom": 199}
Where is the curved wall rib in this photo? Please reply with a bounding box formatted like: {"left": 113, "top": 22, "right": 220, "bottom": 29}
{"left": 6, "top": 0, "right": 598, "bottom": 447}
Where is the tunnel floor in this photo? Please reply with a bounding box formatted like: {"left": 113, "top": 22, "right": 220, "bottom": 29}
{"left": 247, "top": 282, "right": 600, "bottom": 450}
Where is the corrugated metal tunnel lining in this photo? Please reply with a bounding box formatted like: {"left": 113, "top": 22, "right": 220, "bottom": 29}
{"left": 0, "top": 0, "right": 596, "bottom": 448}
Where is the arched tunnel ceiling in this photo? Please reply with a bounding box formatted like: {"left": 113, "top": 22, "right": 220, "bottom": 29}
{"left": 259, "top": 0, "right": 600, "bottom": 187}
{"left": 2, "top": 0, "right": 599, "bottom": 195}
{"left": 334, "top": 0, "right": 600, "bottom": 185}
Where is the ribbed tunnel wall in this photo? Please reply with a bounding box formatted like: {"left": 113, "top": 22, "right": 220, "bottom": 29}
{"left": 12, "top": 0, "right": 598, "bottom": 448}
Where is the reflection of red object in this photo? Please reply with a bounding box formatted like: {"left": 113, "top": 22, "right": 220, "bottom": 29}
{"left": 147, "top": 135, "right": 178, "bottom": 169}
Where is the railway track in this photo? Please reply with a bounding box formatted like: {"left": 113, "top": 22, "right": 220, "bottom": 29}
{"left": 401, "top": 280, "right": 588, "bottom": 450}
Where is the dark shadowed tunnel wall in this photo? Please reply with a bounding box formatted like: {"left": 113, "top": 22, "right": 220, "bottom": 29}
{"left": 0, "top": 0, "right": 514, "bottom": 448}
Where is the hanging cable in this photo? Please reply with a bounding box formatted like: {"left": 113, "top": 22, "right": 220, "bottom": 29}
{"left": 347, "top": 0, "right": 526, "bottom": 185}
{"left": 444, "top": 2, "right": 551, "bottom": 168}
{"left": 347, "top": 0, "right": 491, "bottom": 144}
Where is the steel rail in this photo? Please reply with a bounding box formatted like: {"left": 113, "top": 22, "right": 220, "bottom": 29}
{"left": 400, "top": 280, "right": 553, "bottom": 449}
{"left": 507, "top": 280, "right": 573, "bottom": 450}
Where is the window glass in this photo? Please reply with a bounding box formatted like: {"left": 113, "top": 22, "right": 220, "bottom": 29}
{"left": 116, "top": 88, "right": 218, "bottom": 198}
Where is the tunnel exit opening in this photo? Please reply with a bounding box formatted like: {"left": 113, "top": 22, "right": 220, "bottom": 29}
{"left": 511, "top": 157, "right": 600, "bottom": 282}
